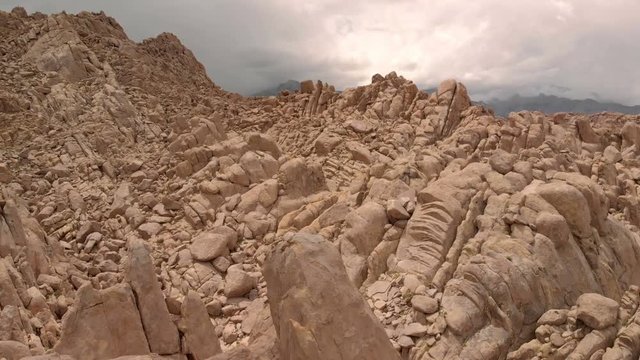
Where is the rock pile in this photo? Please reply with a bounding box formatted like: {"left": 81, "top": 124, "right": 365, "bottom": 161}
{"left": 2, "top": 6, "right": 640, "bottom": 360}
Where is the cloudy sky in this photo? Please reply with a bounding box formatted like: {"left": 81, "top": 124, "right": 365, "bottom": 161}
{"left": 2, "top": 0, "right": 639, "bottom": 104}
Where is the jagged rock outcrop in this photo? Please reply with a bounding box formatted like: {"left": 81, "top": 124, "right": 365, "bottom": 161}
{"left": 263, "top": 232, "right": 400, "bottom": 360}
{"left": 125, "top": 239, "right": 180, "bottom": 355}
{"left": 179, "top": 291, "right": 222, "bottom": 359}
{"left": 54, "top": 284, "right": 150, "bottom": 359}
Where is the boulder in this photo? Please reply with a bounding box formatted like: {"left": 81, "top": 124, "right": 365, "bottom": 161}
{"left": 343, "top": 202, "right": 388, "bottom": 256}
{"left": 346, "top": 141, "right": 373, "bottom": 164}
{"left": 126, "top": 239, "right": 179, "bottom": 355}
{"left": 603, "top": 145, "right": 622, "bottom": 163}
{"left": 263, "top": 232, "right": 400, "bottom": 360}
{"left": 411, "top": 295, "right": 439, "bottom": 314}
{"left": 224, "top": 266, "right": 256, "bottom": 298}
{"left": 537, "top": 309, "right": 568, "bottom": 326}
{"left": 137, "top": 222, "right": 162, "bottom": 239}
{"left": 489, "top": 149, "right": 517, "bottom": 174}
{"left": 189, "top": 232, "right": 229, "bottom": 261}
{"left": 0, "top": 340, "right": 31, "bottom": 360}
{"left": 300, "top": 80, "right": 314, "bottom": 94}
{"left": 54, "top": 284, "right": 150, "bottom": 360}
{"left": 180, "top": 291, "right": 222, "bottom": 359}
{"left": 278, "top": 158, "right": 326, "bottom": 198}
{"left": 536, "top": 182, "right": 592, "bottom": 237}
{"left": 575, "top": 293, "right": 619, "bottom": 329}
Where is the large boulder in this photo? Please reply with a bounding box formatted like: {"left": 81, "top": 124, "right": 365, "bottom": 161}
{"left": 395, "top": 186, "right": 464, "bottom": 279}
{"left": 125, "top": 239, "right": 180, "bottom": 355}
{"left": 576, "top": 293, "right": 619, "bottom": 329}
{"left": 224, "top": 265, "right": 256, "bottom": 298}
{"left": 343, "top": 202, "right": 388, "bottom": 256}
{"left": 278, "top": 158, "right": 326, "bottom": 198}
{"left": 489, "top": 149, "right": 517, "bottom": 174}
{"left": 189, "top": 232, "right": 230, "bottom": 261}
{"left": 263, "top": 233, "right": 400, "bottom": 360}
{"left": 54, "top": 284, "right": 150, "bottom": 360}
{"left": 23, "top": 27, "right": 95, "bottom": 82}
{"left": 536, "top": 182, "right": 592, "bottom": 238}
{"left": 180, "top": 291, "right": 222, "bottom": 359}
{"left": 0, "top": 340, "right": 31, "bottom": 360}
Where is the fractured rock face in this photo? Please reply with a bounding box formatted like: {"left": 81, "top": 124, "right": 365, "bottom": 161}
{"left": 179, "top": 291, "right": 222, "bottom": 359}
{"left": 264, "top": 232, "right": 400, "bottom": 360}
{"left": 125, "top": 239, "right": 179, "bottom": 355}
{"left": 54, "top": 284, "right": 150, "bottom": 360}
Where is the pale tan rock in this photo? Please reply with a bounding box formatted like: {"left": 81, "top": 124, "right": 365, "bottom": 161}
{"left": 126, "top": 239, "right": 179, "bottom": 355}
{"left": 343, "top": 202, "right": 388, "bottom": 256}
{"left": 603, "top": 145, "right": 622, "bottom": 163}
{"left": 411, "top": 295, "right": 439, "bottom": 314}
{"left": 314, "top": 133, "right": 342, "bottom": 155}
{"left": 537, "top": 309, "right": 568, "bottom": 326}
{"left": 21, "top": 354, "right": 76, "bottom": 360}
{"left": 575, "top": 117, "right": 601, "bottom": 143}
{"left": 0, "top": 260, "right": 21, "bottom": 308}
{"left": 386, "top": 199, "right": 410, "bottom": 221}
{"left": 246, "top": 133, "right": 282, "bottom": 159}
{"left": 6, "top": 8, "right": 640, "bottom": 360}
{"left": 489, "top": 149, "right": 517, "bottom": 174}
{"left": 299, "top": 80, "right": 314, "bottom": 94}
{"left": 264, "top": 232, "right": 400, "bottom": 360}
{"left": 536, "top": 182, "right": 592, "bottom": 237}
{"left": 180, "top": 291, "right": 222, "bottom": 359}
{"left": 54, "top": 284, "right": 150, "bottom": 360}
{"left": 278, "top": 158, "right": 326, "bottom": 198}
{"left": 189, "top": 232, "right": 230, "bottom": 261}
{"left": 396, "top": 185, "right": 463, "bottom": 279}
{"left": 0, "top": 305, "right": 28, "bottom": 343}
{"left": 576, "top": 293, "right": 619, "bottom": 329}
{"left": 0, "top": 340, "right": 31, "bottom": 360}
{"left": 346, "top": 141, "right": 373, "bottom": 164}
{"left": 137, "top": 222, "right": 162, "bottom": 239}
{"left": 402, "top": 322, "right": 429, "bottom": 337}
{"left": 224, "top": 265, "right": 256, "bottom": 298}
{"left": 567, "top": 326, "right": 616, "bottom": 360}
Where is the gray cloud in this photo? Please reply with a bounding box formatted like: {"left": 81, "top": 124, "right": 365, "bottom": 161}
{"left": 2, "top": 0, "right": 639, "bottom": 104}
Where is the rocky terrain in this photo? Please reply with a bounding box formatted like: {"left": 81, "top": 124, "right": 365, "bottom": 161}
{"left": 2, "top": 7, "right": 640, "bottom": 360}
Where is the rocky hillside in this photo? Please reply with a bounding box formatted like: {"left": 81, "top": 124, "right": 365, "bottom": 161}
{"left": 2, "top": 7, "right": 640, "bottom": 360}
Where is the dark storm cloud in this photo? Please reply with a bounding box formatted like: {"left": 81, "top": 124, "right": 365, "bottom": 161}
{"left": 1, "top": 0, "right": 639, "bottom": 104}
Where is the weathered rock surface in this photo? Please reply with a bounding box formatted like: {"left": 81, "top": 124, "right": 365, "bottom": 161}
{"left": 180, "top": 291, "right": 222, "bottom": 359}
{"left": 126, "top": 239, "right": 179, "bottom": 355}
{"left": 264, "top": 232, "right": 400, "bottom": 360}
{"left": 54, "top": 284, "right": 150, "bottom": 359}
{"left": 575, "top": 293, "right": 619, "bottom": 329}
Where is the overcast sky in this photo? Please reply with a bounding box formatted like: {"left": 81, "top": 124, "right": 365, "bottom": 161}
{"left": 2, "top": 0, "right": 639, "bottom": 104}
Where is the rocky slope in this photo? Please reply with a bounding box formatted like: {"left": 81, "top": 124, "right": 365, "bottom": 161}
{"left": 3, "top": 6, "right": 640, "bottom": 360}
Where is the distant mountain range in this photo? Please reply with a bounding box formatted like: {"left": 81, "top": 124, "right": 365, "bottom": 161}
{"left": 251, "top": 80, "right": 301, "bottom": 96}
{"left": 253, "top": 81, "right": 640, "bottom": 116}
{"left": 482, "top": 94, "right": 640, "bottom": 117}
